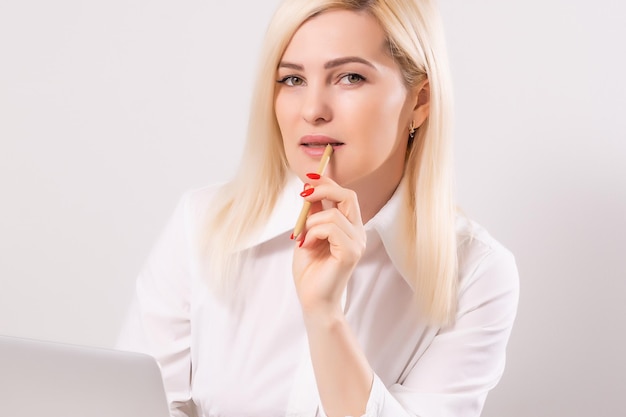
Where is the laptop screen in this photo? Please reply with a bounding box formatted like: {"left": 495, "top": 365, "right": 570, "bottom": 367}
{"left": 0, "top": 335, "right": 171, "bottom": 417}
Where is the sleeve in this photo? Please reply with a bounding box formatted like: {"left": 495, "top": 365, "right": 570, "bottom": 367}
{"left": 362, "top": 242, "right": 520, "bottom": 417}
{"left": 116, "top": 193, "right": 198, "bottom": 417}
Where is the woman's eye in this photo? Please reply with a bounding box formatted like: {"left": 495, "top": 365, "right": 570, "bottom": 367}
{"left": 278, "top": 76, "right": 305, "bottom": 86}
{"left": 339, "top": 73, "right": 365, "bottom": 85}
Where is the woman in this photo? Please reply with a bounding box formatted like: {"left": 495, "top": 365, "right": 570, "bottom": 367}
{"left": 117, "top": 0, "right": 519, "bottom": 416}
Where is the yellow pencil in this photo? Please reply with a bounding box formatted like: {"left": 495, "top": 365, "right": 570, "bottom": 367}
{"left": 292, "top": 144, "right": 333, "bottom": 239}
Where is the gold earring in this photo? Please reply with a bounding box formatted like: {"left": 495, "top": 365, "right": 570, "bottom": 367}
{"left": 409, "top": 121, "right": 417, "bottom": 139}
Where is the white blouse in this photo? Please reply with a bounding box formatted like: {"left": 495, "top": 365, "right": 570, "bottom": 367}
{"left": 116, "top": 176, "right": 519, "bottom": 417}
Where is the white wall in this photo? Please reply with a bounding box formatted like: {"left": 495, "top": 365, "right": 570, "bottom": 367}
{"left": 438, "top": 2, "right": 626, "bottom": 416}
{"left": 1, "top": 1, "right": 624, "bottom": 416}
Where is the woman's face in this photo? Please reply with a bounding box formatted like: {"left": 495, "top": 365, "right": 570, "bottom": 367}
{"left": 274, "top": 9, "right": 423, "bottom": 191}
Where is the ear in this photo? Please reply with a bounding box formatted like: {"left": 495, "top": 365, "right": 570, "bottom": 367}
{"left": 411, "top": 79, "right": 430, "bottom": 128}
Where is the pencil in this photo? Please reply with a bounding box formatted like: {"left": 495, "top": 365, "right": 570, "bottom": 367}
{"left": 292, "top": 144, "right": 333, "bottom": 239}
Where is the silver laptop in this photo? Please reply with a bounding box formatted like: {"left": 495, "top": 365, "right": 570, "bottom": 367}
{"left": 0, "top": 334, "right": 171, "bottom": 417}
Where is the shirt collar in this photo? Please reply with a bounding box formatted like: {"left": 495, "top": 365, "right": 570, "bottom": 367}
{"left": 240, "top": 174, "right": 305, "bottom": 249}
{"left": 364, "top": 178, "right": 415, "bottom": 290}
{"left": 241, "top": 174, "right": 413, "bottom": 289}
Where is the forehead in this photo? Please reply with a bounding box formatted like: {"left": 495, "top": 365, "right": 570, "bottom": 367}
{"left": 281, "top": 9, "right": 388, "bottom": 63}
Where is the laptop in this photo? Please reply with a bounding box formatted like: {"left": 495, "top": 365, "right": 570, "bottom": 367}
{"left": 0, "top": 334, "right": 171, "bottom": 417}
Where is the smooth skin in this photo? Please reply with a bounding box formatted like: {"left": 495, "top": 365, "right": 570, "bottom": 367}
{"left": 274, "top": 9, "right": 430, "bottom": 417}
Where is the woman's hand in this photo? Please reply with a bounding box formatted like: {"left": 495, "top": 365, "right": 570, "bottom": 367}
{"left": 292, "top": 174, "right": 367, "bottom": 316}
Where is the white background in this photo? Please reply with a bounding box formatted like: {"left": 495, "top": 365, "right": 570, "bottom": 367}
{"left": 1, "top": 1, "right": 624, "bottom": 416}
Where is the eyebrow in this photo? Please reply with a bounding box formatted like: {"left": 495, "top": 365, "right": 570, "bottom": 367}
{"left": 277, "top": 56, "right": 376, "bottom": 71}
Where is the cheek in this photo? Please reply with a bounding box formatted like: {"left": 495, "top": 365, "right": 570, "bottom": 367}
{"left": 274, "top": 94, "right": 292, "bottom": 133}
{"left": 352, "top": 94, "right": 406, "bottom": 143}
{"left": 275, "top": 98, "right": 297, "bottom": 159}
{"left": 274, "top": 96, "right": 294, "bottom": 164}
{"left": 274, "top": 101, "right": 284, "bottom": 130}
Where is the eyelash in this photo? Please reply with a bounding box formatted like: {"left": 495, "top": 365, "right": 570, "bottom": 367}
{"left": 339, "top": 73, "right": 365, "bottom": 85}
{"left": 276, "top": 76, "right": 304, "bottom": 86}
{"left": 276, "top": 73, "right": 366, "bottom": 86}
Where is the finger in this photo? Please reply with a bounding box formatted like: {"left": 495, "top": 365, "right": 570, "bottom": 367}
{"left": 303, "top": 207, "right": 359, "bottom": 242}
{"left": 301, "top": 177, "right": 363, "bottom": 225}
{"left": 299, "top": 221, "right": 364, "bottom": 265}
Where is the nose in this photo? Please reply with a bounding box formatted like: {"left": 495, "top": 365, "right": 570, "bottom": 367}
{"left": 301, "top": 83, "right": 332, "bottom": 125}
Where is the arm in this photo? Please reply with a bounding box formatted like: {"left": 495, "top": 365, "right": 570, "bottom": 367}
{"left": 116, "top": 193, "right": 197, "bottom": 417}
{"left": 294, "top": 175, "right": 519, "bottom": 417}
{"left": 293, "top": 177, "right": 372, "bottom": 417}
{"left": 303, "top": 307, "right": 373, "bottom": 417}
{"left": 369, "top": 243, "right": 519, "bottom": 416}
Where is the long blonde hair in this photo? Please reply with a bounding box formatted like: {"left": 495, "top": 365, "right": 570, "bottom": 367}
{"left": 203, "top": 0, "right": 458, "bottom": 326}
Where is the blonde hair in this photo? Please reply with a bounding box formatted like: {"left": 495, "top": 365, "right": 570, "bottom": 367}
{"left": 203, "top": 0, "right": 458, "bottom": 326}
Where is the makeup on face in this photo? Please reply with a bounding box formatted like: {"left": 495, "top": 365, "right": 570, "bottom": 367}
{"left": 275, "top": 9, "right": 413, "bottom": 195}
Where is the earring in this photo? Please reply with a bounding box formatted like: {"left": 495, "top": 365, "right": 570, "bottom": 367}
{"left": 408, "top": 121, "right": 417, "bottom": 140}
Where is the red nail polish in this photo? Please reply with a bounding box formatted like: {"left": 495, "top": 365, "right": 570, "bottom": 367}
{"left": 300, "top": 188, "right": 314, "bottom": 197}
{"left": 298, "top": 238, "right": 304, "bottom": 248}
{"left": 306, "top": 173, "right": 321, "bottom": 180}
{"left": 290, "top": 233, "right": 294, "bottom": 240}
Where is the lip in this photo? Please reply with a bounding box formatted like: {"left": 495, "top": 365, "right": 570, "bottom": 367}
{"left": 299, "top": 134, "right": 345, "bottom": 148}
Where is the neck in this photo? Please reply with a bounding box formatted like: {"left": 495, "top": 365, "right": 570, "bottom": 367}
{"left": 348, "top": 163, "right": 404, "bottom": 224}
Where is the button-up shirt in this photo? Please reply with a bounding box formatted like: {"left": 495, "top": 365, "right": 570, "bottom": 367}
{"left": 116, "top": 176, "right": 519, "bottom": 417}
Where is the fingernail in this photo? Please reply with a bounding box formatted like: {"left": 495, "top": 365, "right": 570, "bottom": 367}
{"left": 298, "top": 238, "right": 304, "bottom": 248}
{"left": 300, "top": 188, "right": 314, "bottom": 197}
{"left": 290, "top": 233, "right": 294, "bottom": 240}
{"left": 306, "top": 173, "right": 321, "bottom": 180}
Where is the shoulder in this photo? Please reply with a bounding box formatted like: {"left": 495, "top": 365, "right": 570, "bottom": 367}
{"left": 455, "top": 215, "right": 519, "bottom": 305}
{"left": 182, "top": 182, "right": 224, "bottom": 206}
{"left": 177, "top": 182, "right": 227, "bottom": 220}
{"left": 160, "top": 183, "right": 229, "bottom": 245}
{"left": 455, "top": 215, "right": 516, "bottom": 269}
